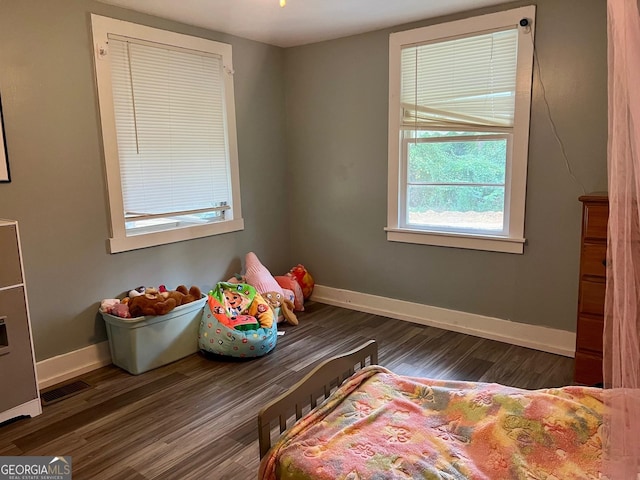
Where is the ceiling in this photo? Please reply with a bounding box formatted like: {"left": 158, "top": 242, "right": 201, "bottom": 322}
{"left": 96, "top": 0, "right": 516, "bottom": 48}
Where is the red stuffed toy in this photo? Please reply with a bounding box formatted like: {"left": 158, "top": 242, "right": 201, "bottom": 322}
{"left": 287, "top": 264, "right": 314, "bottom": 300}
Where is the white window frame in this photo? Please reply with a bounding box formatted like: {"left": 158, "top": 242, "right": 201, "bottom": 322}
{"left": 91, "top": 15, "right": 243, "bottom": 253}
{"left": 386, "top": 6, "right": 535, "bottom": 254}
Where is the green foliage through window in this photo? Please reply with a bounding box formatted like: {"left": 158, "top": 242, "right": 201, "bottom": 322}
{"left": 406, "top": 134, "right": 507, "bottom": 215}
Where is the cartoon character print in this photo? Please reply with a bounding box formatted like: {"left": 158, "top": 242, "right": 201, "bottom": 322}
{"left": 207, "top": 296, "right": 235, "bottom": 329}
{"left": 223, "top": 289, "right": 249, "bottom": 318}
{"left": 226, "top": 315, "right": 259, "bottom": 330}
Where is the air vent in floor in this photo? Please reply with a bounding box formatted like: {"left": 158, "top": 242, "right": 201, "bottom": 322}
{"left": 41, "top": 380, "right": 91, "bottom": 406}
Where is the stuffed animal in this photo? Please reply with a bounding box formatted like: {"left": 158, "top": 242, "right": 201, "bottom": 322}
{"left": 288, "top": 264, "right": 314, "bottom": 300}
{"left": 128, "top": 285, "right": 202, "bottom": 317}
{"left": 244, "top": 252, "right": 284, "bottom": 296}
{"left": 263, "top": 291, "right": 298, "bottom": 326}
{"left": 128, "top": 286, "right": 146, "bottom": 298}
{"left": 163, "top": 285, "right": 202, "bottom": 306}
{"left": 241, "top": 252, "right": 302, "bottom": 325}
{"left": 128, "top": 287, "right": 177, "bottom": 317}
{"left": 111, "top": 303, "right": 131, "bottom": 318}
{"left": 275, "top": 275, "right": 304, "bottom": 311}
{"left": 226, "top": 274, "right": 246, "bottom": 284}
{"left": 101, "top": 298, "right": 120, "bottom": 314}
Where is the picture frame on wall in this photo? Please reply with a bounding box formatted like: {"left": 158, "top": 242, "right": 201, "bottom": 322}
{"left": 0, "top": 94, "right": 10, "bottom": 182}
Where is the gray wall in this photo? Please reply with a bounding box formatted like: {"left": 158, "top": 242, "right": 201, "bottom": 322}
{"left": 0, "top": 0, "right": 607, "bottom": 362}
{"left": 0, "top": 0, "right": 289, "bottom": 360}
{"left": 284, "top": 0, "right": 608, "bottom": 332}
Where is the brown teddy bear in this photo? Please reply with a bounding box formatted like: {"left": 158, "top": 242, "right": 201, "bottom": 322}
{"left": 161, "top": 285, "right": 202, "bottom": 307}
{"left": 176, "top": 285, "right": 202, "bottom": 304}
{"left": 128, "top": 285, "right": 202, "bottom": 317}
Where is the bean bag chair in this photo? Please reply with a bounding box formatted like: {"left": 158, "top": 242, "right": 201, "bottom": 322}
{"left": 198, "top": 282, "right": 277, "bottom": 358}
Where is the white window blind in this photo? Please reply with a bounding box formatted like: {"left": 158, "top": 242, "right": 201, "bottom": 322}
{"left": 108, "top": 36, "right": 232, "bottom": 221}
{"left": 401, "top": 28, "right": 519, "bottom": 130}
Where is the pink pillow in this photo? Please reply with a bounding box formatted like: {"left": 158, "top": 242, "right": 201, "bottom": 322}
{"left": 244, "top": 252, "right": 283, "bottom": 296}
{"left": 275, "top": 276, "right": 304, "bottom": 311}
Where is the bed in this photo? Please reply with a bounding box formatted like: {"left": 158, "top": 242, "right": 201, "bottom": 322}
{"left": 258, "top": 340, "right": 604, "bottom": 479}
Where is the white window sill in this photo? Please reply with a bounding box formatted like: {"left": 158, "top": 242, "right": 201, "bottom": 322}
{"left": 385, "top": 227, "right": 525, "bottom": 254}
{"left": 109, "top": 218, "right": 244, "bottom": 253}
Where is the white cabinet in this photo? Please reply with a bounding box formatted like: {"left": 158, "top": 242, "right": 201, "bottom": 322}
{"left": 0, "top": 219, "right": 41, "bottom": 423}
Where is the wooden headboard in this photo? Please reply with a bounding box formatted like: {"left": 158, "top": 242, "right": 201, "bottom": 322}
{"left": 257, "top": 340, "right": 378, "bottom": 458}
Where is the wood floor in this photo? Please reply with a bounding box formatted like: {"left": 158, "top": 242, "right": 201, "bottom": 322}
{"left": 0, "top": 302, "right": 575, "bottom": 480}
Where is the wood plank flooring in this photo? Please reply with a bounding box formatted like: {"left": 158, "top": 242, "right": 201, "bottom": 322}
{"left": 0, "top": 302, "right": 575, "bottom": 479}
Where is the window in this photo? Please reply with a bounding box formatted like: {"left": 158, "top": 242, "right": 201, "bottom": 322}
{"left": 386, "top": 6, "right": 535, "bottom": 254}
{"left": 91, "top": 15, "right": 243, "bottom": 253}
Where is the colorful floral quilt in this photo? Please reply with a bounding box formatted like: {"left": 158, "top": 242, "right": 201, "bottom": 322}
{"left": 259, "top": 366, "right": 603, "bottom": 479}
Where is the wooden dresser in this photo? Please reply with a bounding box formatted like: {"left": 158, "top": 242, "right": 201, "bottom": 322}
{"left": 574, "top": 194, "right": 608, "bottom": 385}
{"left": 0, "top": 219, "right": 41, "bottom": 423}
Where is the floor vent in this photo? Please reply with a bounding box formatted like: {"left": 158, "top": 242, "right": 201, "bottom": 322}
{"left": 41, "top": 380, "right": 91, "bottom": 406}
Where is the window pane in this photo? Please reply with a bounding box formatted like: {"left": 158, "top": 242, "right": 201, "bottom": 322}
{"left": 407, "top": 185, "right": 505, "bottom": 231}
{"left": 125, "top": 208, "right": 228, "bottom": 236}
{"left": 407, "top": 137, "right": 507, "bottom": 184}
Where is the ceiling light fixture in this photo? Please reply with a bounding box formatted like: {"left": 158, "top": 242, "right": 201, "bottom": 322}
{"left": 280, "top": 0, "right": 286, "bottom": 7}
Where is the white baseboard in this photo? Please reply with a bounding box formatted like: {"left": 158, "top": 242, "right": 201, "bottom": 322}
{"left": 36, "top": 341, "right": 112, "bottom": 389}
{"left": 311, "top": 285, "right": 576, "bottom": 357}
{"left": 33, "top": 287, "right": 575, "bottom": 389}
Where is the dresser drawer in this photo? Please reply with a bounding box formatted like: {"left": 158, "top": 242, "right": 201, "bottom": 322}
{"left": 581, "top": 243, "right": 607, "bottom": 278}
{"left": 583, "top": 203, "right": 609, "bottom": 240}
{"left": 576, "top": 316, "right": 604, "bottom": 354}
{"left": 0, "top": 225, "right": 23, "bottom": 288}
{"left": 574, "top": 351, "right": 603, "bottom": 386}
{"left": 579, "top": 280, "right": 606, "bottom": 316}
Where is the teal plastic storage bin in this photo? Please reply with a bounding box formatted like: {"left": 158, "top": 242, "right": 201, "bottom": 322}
{"left": 101, "top": 296, "right": 206, "bottom": 374}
